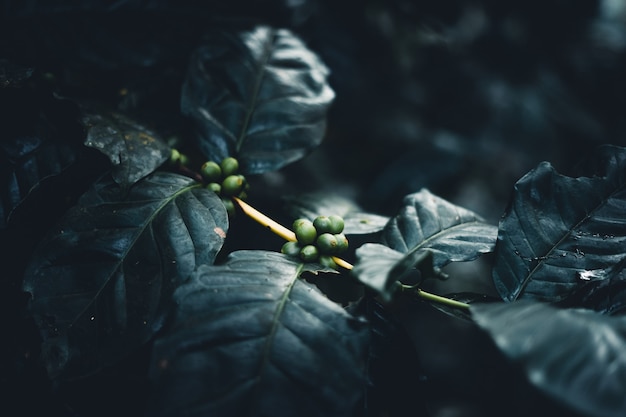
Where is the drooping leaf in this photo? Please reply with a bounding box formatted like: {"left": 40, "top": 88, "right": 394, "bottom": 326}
{"left": 382, "top": 189, "right": 498, "bottom": 270}
{"left": 82, "top": 110, "right": 171, "bottom": 189}
{"left": 353, "top": 243, "right": 433, "bottom": 302}
{"left": 493, "top": 145, "right": 626, "bottom": 302}
{"left": 181, "top": 25, "right": 335, "bottom": 174}
{"left": 22, "top": 172, "right": 228, "bottom": 379}
{"left": 471, "top": 300, "right": 626, "bottom": 417}
{"left": 148, "top": 250, "right": 368, "bottom": 417}
{"left": 283, "top": 191, "right": 389, "bottom": 234}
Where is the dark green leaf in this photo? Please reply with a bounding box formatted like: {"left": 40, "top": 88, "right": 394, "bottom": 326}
{"left": 471, "top": 301, "right": 626, "bottom": 417}
{"left": 283, "top": 191, "right": 389, "bottom": 234}
{"left": 148, "top": 250, "right": 368, "bottom": 417}
{"left": 181, "top": 25, "right": 335, "bottom": 174}
{"left": 382, "top": 189, "right": 497, "bottom": 270}
{"left": 493, "top": 145, "right": 626, "bottom": 302}
{"left": 83, "top": 110, "right": 170, "bottom": 189}
{"left": 353, "top": 243, "right": 404, "bottom": 301}
{"left": 1, "top": 137, "right": 76, "bottom": 229}
{"left": 22, "top": 172, "right": 228, "bottom": 379}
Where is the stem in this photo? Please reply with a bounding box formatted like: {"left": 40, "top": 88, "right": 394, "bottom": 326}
{"left": 233, "top": 197, "right": 296, "bottom": 242}
{"left": 405, "top": 286, "right": 470, "bottom": 309}
{"left": 233, "top": 197, "right": 470, "bottom": 310}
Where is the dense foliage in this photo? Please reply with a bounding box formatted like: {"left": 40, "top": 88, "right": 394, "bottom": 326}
{"left": 2, "top": 1, "right": 626, "bottom": 416}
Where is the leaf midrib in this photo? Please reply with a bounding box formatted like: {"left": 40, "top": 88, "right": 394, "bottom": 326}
{"left": 513, "top": 182, "right": 626, "bottom": 300}
{"left": 236, "top": 28, "right": 275, "bottom": 152}
{"left": 67, "top": 180, "right": 202, "bottom": 330}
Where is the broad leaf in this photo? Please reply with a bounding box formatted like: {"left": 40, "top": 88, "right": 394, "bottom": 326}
{"left": 353, "top": 243, "right": 432, "bottom": 302}
{"left": 493, "top": 145, "right": 626, "bottom": 302}
{"left": 181, "top": 25, "right": 335, "bottom": 174}
{"left": 382, "top": 189, "right": 497, "bottom": 270}
{"left": 1, "top": 136, "right": 76, "bottom": 229}
{"left": 471, "top": 301, "right": 626, "bottom": 417}
{"left": 82, "top": 110, "right": 171, "bottom": 189}
{"left": 283, "top": 191, "right": 389, "bottom": 234}
{"left": 148, "top": 250, "right": 368, "bottom": 417}
{"left": 22, "top": 172, "right": 228, "bottom": 379}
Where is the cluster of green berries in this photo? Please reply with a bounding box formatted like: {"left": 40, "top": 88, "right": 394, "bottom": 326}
{"left": 281, "top": 215, "right": 348, "bottom": 269}
{"left": 200, "top": 157, "right": 248, "bottom": 216}
{"left": 169, "top": 148, "right": 189, "bottom": 166}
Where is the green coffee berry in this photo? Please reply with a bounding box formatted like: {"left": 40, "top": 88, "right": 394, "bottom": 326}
{"left": 293, "top": 218, "right": 317, "bottom": 245}
{"left": 313, "top": 216, "right": 333, "bottom": 234}
{"left": 179, "top": 153, "right": 190, "bottom": 167}
{"left": 328, "top": 215, "right": 345, "bottom": 234}
{"left": 221, "top": 157, "right": 239, "bottom": 177}
{"left": 206, "top": 182, "right": 221, "bottom": 194}
{"left": 169, "top": 148, "right": 181, "bottom": 164}
{"left": 222, "top": 175, "right": 244, "bottom": 196}
{"left": 319, "top": 255, "right": 338, "bottom": 270}
{"left": 316, "top": 233, "right": 338, "bottom": 254}
{"left": 299, "top": 244, "right": 319, "bottom": 262}
{"left": 281, "top": 241, "right": 301, "bottom": 257}
{"left": 334, "top": 233, "right": 349, "bottom": 253}
{"left": 201, "top": 161, "right": 222, "bottom": 182}
{"left": 222, "top": 198, "right": 236, "bottom": 217}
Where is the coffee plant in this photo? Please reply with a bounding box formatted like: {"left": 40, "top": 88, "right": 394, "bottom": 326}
{"left": 2, "top": 2, "right": 626, "bottom": 417}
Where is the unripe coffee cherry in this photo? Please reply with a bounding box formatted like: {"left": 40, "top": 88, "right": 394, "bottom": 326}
{"left": 319, "top": 255, "right": 338, "bottom": 270}
{"left": 222, "top": 175, "right": 244, "bottom": 196}
{"left": 221, "top": 157, "right": 239, "bottom": 177}
{"left": 313, "top": 216, "right": 332, "bottom": 234}
{"left": 293, "top": 219, "right": 317, "bottom": 245}
{"left": 328, "top": 215, "right": 345, "bottom": 234}
{"left": 281, "top": 241, "right": 301, "bottom": 257}
{"left": 201, "top": 161, "right": 222, "bottom": 182}
{"left": 316, "top": 233, "right": 338, "bottom": 254}
{"left": 206, "top": 182, "right": 221, "bottom": 194}
{"left": 221, "top": 198, "right": 236, "bottom": 217}
{"left": 334, "top": 233, "right": 349, "bottom": 253}
{"left": 299, "top": 245, "right": 319, "bottom": 262}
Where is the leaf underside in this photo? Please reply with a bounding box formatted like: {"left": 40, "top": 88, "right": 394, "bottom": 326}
{"left": 149, "top": 250, "right": 368, "bottom": 417}
{"left": 493, "top": 144, "right": 626, "bottom": 302}
{"left": 181, "top": 25, "right": 335, "bottom": 174}
{"left": 472, "top": 300, "right": 626, "bottom": 417}
{"left": 22, "top": 172, "right": 228, "bottom": 379}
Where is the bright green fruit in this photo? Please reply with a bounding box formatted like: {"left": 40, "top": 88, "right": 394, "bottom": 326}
{"left": 221, "top": 157, "right": 239, "bottom": 177}
{"left": 281, "top": 241, "right": 301, "bottom": 257}
{"left": 169, "top": 148, "right": 181, "bottom": 164}
{"left": 328, "top": 215, "right": 345, "bottom": 234}
{"left": 293, "top": 219, "right": 317, "bottom": 245}
{"left": 201, "top": 161, "right": 222, "bottom": 182}
{"left": 334, "top": 233, "right": 349, "bottom": 253}
{"left": 316, "top": 233, "right": 338, "bottom": 254}
{"left": 206, "top": 182, "right": 221, "bottom": 194}
{"left": 319, "top": 255, "right": 338, "bottom": 270}
{"left": 299, "top": 245, "right": 319, "bottom": 262}
{"left": 313, "top": 216, "right": 332, "bottom": 234}
{"left": 222, "top": 175, "right": 244, "bottom": 196}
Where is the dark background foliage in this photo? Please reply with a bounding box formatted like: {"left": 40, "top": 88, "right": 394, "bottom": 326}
{"left": 2, "top": 0, "right": 625, "bottom": 416}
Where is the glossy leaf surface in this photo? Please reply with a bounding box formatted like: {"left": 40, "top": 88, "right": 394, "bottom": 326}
{"left": 181, "top": 25, "right": 334, "bottom": 174}
{"left": 83, "top": 110, "right": 171, "bottom": 189}
{"left": 382, "top": 189, "right": 497, "bottom": 269}
{"left": 493, "top": 145, "right": 626, "bottom": 302}
{"left": 149, "top": 250, "right": 368, "bottom": 417}
{"left": 472, "top": 301, "right": 626, "bottom": 417}
{"left": 22, "top": 172, "right": 228, "bottom": 379}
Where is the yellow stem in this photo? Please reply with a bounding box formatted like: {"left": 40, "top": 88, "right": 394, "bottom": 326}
{"left": 233, "top": 197, "right": 296, "bottom": 242}
{"left": 233, "top": 197, "right": 469, "bottom": 310}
